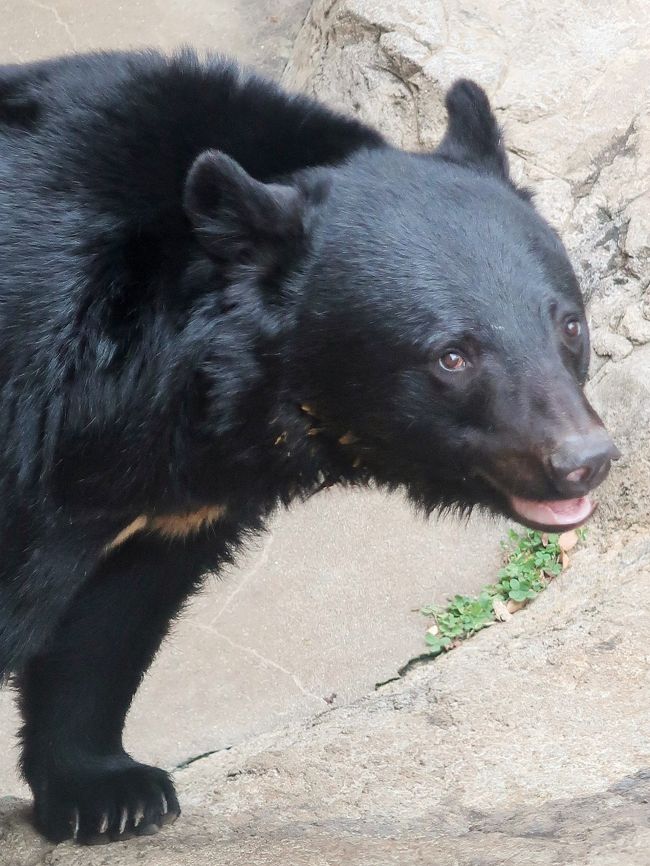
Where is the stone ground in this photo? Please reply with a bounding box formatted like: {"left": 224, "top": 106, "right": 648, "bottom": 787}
{"left": 2, "top": 1, "right": 650, "bottom": 864}
{"left": 4, "top": 534, "right": 650, "bottom": 865}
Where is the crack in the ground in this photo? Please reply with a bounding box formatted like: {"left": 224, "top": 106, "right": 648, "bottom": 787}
{"left": 193, "top": 620, "right": 325, "bottom": 703}
{"left": 24, "top": 0, "right": 77, "bottom": 48}
{"left": 209, "top": 531, "right": 276, "bottom": 625}
{"left": 573, "top": 118, "right": 638, "bottom": 200}
{"left": 174, "top": 745, "right": 232, "bottom": 772}
{"left": 374, "top": 652, "right": 436, "bottom": 690}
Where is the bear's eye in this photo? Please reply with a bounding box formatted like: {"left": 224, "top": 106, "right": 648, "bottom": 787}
{"left": 439, "top": 351, "right": 467, "bottom": 372}
{"left": 564, "top": 318, "right": 582, "bottom": 339}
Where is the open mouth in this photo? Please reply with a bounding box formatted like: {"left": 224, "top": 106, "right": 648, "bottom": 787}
{"left": 508, "top": 494, "right": 596, "bottom": 532}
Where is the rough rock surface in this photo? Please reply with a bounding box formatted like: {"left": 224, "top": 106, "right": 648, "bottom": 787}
{"left": 2, "top": 533, "right": 650, "bottom": 864}
{"left": 284, "top": 0, "right": 650, "bottom": 531}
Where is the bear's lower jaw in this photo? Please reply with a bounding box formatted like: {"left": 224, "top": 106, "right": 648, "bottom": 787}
{"left": 508, "top": 494, "right": 595, "bottom": 532}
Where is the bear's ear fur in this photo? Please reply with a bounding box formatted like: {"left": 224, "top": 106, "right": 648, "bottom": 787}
{"left": 434, "top": 79, "right": 509, "bottom": 179}
{"left": 183, "top": 149, "right": 305, "bottom": 266}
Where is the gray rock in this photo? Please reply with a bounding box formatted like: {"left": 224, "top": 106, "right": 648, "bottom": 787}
{"left": 591, "top": 328, "right": 633, "bottom": 363}
{"left": 619, "top": 304, "right": 650, "bottom": 345}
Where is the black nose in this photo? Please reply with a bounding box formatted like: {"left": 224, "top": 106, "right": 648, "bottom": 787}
{"left": 548, "top": 430, "right": 621, "bottom": 496}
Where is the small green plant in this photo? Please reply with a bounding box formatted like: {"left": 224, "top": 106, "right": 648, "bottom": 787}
{"left": 422, "top": 527, "right": 583, "bottom": 656}
{"left": 494, "top": 528, "right": 562, "bottom": 601}
{"left": 421, "top": 591, "right": 495, "bottom": 654}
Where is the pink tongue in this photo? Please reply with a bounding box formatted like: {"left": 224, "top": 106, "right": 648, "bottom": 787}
{"left": 509, "top": 495, "right": 594, "bottom": 528}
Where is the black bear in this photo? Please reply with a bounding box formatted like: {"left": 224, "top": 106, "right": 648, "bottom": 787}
{"left": 0, "top": 50, "right": 617, "bottom": 844}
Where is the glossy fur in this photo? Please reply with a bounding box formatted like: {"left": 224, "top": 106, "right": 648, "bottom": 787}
{"left": 0, "top": 50, "right": 612, "bottom": 843}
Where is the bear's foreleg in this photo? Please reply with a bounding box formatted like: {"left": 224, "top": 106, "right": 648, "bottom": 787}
{"left": 17, "top": 531, "right": 215, "bottom": 844}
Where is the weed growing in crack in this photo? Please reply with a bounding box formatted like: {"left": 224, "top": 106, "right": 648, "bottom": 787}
{"left": 421, "top": 528, "right": 585, "bottom": 657}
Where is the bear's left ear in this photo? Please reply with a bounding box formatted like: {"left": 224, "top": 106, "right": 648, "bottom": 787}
{"left": 183, "top": 149, "right": 306, "bottom": 266}
{"left": 434, "top": 79, "right": 509, "bottom": 179}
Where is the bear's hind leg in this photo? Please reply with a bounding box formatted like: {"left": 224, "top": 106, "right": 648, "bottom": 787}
{"left": 17, "top": 533, "right": 210, "bottom": 844}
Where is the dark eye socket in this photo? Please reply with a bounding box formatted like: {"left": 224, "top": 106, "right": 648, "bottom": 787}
{"left": 439, "top": 350, "right": 468, "bottom": 372}
{"left": 563, "top": 318, "right": 582, "bottom": 339}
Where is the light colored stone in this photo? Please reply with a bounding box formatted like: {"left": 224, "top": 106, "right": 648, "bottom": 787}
{"left": 591, "top": 328, "right": 633, "bottom": 362}
{"left": 625, "top": 194, "right": 650, "bottom": 263}
{"left": 588, "top": 344, "right": 650, "bottom": 530}
{"left": 0, "top": 0, "right": 307, "bottom": 77}
{"left": 619, "top": 303, "right": 650, "bottom": 345}
{"left": 531, "top": 176, "right": 576, "bottom": 232}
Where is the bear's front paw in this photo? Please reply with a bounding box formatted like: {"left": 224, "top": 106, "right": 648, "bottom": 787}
{"left": 31, "top": 757, "right": 180, "bottom": 844}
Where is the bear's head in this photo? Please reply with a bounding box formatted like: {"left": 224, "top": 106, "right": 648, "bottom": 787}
{"left": 183, "top": 81, "right": 619, "bottom": 532}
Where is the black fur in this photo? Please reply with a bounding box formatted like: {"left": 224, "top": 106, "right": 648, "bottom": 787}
{"left": 0, "top": 51, "right": 614, "bottom": 844}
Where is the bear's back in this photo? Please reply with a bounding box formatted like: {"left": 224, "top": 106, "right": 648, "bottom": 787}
{"left": 0, "top": 52, "right": 291, "bottom": 386}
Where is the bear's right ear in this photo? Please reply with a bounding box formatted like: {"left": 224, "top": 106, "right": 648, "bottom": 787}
{"left": 434, "top": 79, "right": 509, "bottom": 179}
{"left": 183, "top": 150, "right": 306, "bottom": 266}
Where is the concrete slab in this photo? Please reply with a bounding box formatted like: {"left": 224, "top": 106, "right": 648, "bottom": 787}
{"left": 127, "top": 490, "right": 506, "bottom": 764}
{"left": 2, "top": 0, "right": 308, "bottom": 76}
{"left": 0, "top": 0, "right": 506, "bottom": 809}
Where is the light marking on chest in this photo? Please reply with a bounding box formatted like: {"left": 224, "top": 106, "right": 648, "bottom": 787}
{"left": 105, "top": 505, "right": 227, "bottom": 552}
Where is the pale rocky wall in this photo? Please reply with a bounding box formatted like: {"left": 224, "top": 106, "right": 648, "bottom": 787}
{"left": 283, "top": 0, "right": 650, "bottom": 531}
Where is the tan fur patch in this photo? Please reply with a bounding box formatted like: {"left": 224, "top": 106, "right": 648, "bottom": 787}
{"left": 105, "top": 516, "right": 149, "bottom": 553}
{"left": 106, "top": 506, "right": 227, "bottom": 552}
{"left": 149, "top": 505, "right": 227, "bottom": 539}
